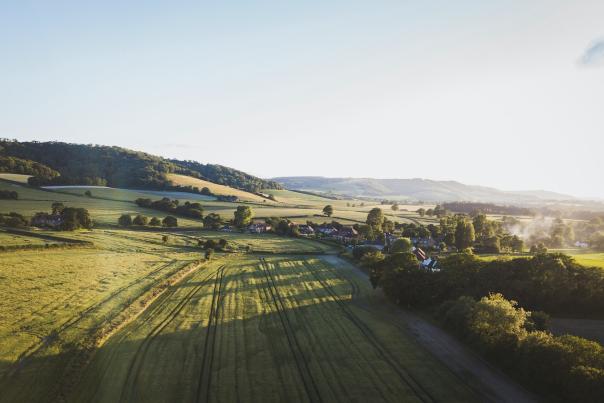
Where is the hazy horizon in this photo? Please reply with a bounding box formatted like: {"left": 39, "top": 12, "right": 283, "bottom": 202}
{"left": 2, "top": 1, "right": 603, "bottom": 198}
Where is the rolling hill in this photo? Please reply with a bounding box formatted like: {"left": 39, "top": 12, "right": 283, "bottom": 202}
{"left": 272, "top": 176, "right": 575, "bottom": 204}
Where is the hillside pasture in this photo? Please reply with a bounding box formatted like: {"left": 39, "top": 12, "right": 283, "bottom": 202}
{"left": 0, "top": 173, "right": 31, "bottom": 183}
{"left": 167, "top": 173, "right": 271, "bottom": 203}
{"left": 43, "top": 186, "right": 216, "bottom": 203}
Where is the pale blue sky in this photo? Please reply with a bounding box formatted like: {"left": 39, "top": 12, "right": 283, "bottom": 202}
{"left": 1, "top": 1, "right": 603, "bottom": 197}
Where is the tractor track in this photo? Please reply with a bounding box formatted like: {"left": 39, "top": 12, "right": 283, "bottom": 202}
{"left": 195, "top": 265, "right": 227, "bottom": 403}
{"left": 303, "top": 260, "right": 437, "bottom": 403}
{"left": 289, "top": 261, "right": 394, "bottom": 400}
{"left": 259, "top": 257, "right": 323, "bottom": 403}
{"left": 119, "top": 265, "right": 224, "bottom": 402}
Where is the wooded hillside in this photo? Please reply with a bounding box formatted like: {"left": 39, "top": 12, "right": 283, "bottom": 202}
{"left": 0, "top": 140, "right": 281, "bottom": 192}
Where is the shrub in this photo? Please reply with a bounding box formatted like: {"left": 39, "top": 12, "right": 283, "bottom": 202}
{"left": 118, "top": 214, "right": 132, "bottom": 227}
{"left": 390, "top": 237, "right": 412, "bottom": 253}
{"left": 0, "top": 190, "right": 18, "bottom": 200}
{"left": 149, "top": 217, "right": 161, "bottom": 226}
{"left": 0, "top": 212, "right": 28, "bottom": 228}
{"left": 162, "top": 216, "right": 178, "bottom": 227}
{"left": 133, "top": 215, "right": 148, "bottom": 226}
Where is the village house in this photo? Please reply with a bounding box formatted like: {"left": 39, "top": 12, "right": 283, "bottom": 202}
{"left": 316, "top": 225, "right": 338, "bottom": 236}
{"left": 412, "top": 247, "right": 440, "bottom": 272}
{"left": 248, "top": 223, "right": 272, "bottom": 233}
{"left": 333, "top": 226, "right": 359, "bottom": 243}
{"left": 411, "top": 237, "right": 437, "bottom": 249}
{"left": 297, "top": 224, "right": 315, "bottom": 237}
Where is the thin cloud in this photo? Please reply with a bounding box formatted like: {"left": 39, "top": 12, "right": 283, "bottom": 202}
{"left": 580, "top": 39, "right": 604, "bottom": 66}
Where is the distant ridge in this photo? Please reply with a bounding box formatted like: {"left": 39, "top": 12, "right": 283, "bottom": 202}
{"left": 272, "top": 176, "right": 575, "bottom": 203}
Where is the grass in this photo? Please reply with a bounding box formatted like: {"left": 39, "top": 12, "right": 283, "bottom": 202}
{"left": 66, "top": 254, "right": 479, "bottom": 403}
{"left": 0, "top": 173, "right": 31, "bottom": 183}
{"left": 568, "top": 252, "right": 604, "bottom": 269}
{"left": 172, "top": 230, "right": 337, "bottom": 254}
{"left": 475, "top": 250, "right": 604, "bottom": 269}
{"left": 0, "top": 230, "right": 65, "bottom": 247}
{"left": 0, "top": 181, "right": 203, "bottom": 228}
{"left": 43, "top": 185, "right": 217, "bottom": 202}
{"left": 167, "top": 173, "right": 271, "bottom": 203}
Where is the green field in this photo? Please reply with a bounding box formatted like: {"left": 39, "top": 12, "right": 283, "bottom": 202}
{"left": 0, "top": 228, "right": 482, "bottom": 402}
{"left": 67, "top": 255, "right": 478, "bottom": 403}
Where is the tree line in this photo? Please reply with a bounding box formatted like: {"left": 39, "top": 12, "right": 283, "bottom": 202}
{"left": 135, "top": 198, "right": 203, "bottom": 219}
{"left": 362, "top": 251, "right": 604, "bottom": 401}
{"left": 118, "top": 214, "right": 176, "bottom": 228}
{"left": 439, "top": 294, "right": 603, "bottom": 402}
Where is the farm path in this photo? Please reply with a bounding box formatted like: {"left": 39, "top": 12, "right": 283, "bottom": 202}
{"left": 321, "top": 255, "right": 536, "bottom": 403}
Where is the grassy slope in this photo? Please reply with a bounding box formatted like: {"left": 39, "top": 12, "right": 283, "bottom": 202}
{"left": 0, "top": 173, "right": 31, "bottom": 183}
{"left": 167, "top": 173, "right": 271, "bottom": 203}
{"left": 0, "top": 181, "right": 203, "bottom": 227}
{"left": 69, "top": 255, "right": 478, "bottom": 403}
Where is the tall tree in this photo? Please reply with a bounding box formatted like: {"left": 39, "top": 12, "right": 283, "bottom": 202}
{"left": 203, "top": 213, "right": 223, "bottom": 230}
{"left": 366, "top": 208, "right": 384, "bottom": 230}
{"left": 234, "top": 206, "right": 253, "bottom": 228}
{"left": 455, "top": 219, "right": 475, "bottom": 250}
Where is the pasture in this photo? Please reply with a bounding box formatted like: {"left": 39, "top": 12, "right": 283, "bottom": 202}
{"left": 167, "top": 174, "right": 272, "bottom": 203}
{"left": 0, "top": 173, "right": 31, "bottom": 183}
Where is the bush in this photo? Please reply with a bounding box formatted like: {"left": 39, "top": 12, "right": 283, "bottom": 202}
{"left": 390, "top": 237, "right": 412, "bottom": 253}
{"left": 133, "top": 215, "right": 148, "bottom": 226}
{"left": 0, "top": 190, "right": 18, "bottom": 200}
{"left": 0, "top": 212, "right": 28, "bottom": 228}
{"left": 162, "top": 216, "right": 178, "bottom": 227}
{"left": 118, "top": 214, "right": 132, "bottom": 227}
{"left": 149, "top": 217, "right": 161, "bottom": 226}
{"left": 205, "top": 249, "right": 214, "bottom": 260}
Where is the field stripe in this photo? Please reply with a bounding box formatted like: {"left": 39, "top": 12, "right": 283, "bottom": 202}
{"left": 195, "top": 266, "right": 227, "bottom": 403}
{"left": 260, "top": 257, "right": 323, "bottom": 403}
{"left": 302, "top": 259, "right": 437, "bottom": 403}
{"left": 119, "top": 265, "right": 223, "bottom": 402}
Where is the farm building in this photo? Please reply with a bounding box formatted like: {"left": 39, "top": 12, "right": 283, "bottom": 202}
{"left": 248, "top": 223, "right": 272, "bottom": 233}
{"left": 412, "top": 247, "right": 439, "bottom": 271}
{"left": 297, "top": 224, "right": 315, "bottom": 236}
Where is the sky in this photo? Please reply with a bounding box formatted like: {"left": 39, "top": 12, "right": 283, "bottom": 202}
{"left": 1, "top": 1, "right": 603, "bottom": 198}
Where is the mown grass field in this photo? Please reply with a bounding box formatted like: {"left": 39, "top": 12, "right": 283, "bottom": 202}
{"left": 0, "top": 173, "right": 31, "bottom": 183}
{"left": 67, "top": 254, "right": 479, "bottom": 403}
{"left": 167, "top": 173, "right": 272, "bottom": 203}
